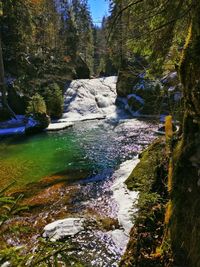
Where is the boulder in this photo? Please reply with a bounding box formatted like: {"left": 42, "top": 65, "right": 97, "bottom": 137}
{"left": 25, "top": 114, "right": 50, "bottom": 135}
{"left": 43, "top": 218, "right": 85, "bottom": 241}
{"left": 116, "top": 70, "right": 139, "bottom": 97}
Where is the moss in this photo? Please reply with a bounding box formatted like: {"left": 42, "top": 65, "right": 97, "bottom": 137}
{"left": 121, "top": 139, "right": 171, "bottom": 267}
{"left": 126, "top": 139, "right": 166, "bottom": 192}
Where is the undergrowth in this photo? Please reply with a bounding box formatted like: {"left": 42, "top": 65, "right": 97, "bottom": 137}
{"left": 0, "top": 183, "right": 85, "bottom": 267}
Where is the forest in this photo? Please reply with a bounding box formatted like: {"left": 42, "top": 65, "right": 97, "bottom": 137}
{"left": 0, "top": 0, "right": 199, "bottom": 266}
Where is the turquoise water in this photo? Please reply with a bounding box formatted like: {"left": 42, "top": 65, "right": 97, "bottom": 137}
{"left": 0, "top": 119, "right": 155, "bottom": 187}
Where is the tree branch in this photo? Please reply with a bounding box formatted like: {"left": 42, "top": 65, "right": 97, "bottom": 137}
{"left": 108, "top": 0, "right": 144, "bottom": 40}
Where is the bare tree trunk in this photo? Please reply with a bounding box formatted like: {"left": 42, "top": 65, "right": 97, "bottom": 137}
{"left": 0, "top": 34, "right": 16, "bottom": 119}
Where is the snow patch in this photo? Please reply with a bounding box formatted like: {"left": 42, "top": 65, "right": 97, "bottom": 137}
{"left": 112, "top": 159, "right": 139, "bottom": 235}
{"left": 43, "top": 218, "right": 85, "bottom": 241}
{"left": 46, "top": 122, "right": 73, "bottom": 131}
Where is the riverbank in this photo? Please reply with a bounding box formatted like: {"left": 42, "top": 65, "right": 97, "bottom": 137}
{"left": 120, "top": 138, "right": 172, "bottom": 266}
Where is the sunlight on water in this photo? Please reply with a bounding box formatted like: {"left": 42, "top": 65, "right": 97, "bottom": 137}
{"left": 0, "top": 119, "right": 156, "bottom": 188}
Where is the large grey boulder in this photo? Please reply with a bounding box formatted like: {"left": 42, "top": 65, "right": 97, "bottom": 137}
{"left": 43, "top": 218, "right": 85, "bottom": 241}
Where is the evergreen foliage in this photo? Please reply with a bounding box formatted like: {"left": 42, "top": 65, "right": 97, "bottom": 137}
{"left": 0, "top": 0, "right": 95, "bottom": 120}
{"left": 44, "top": 83, "right": 64, "bottom": 119}
{"left": 26, "top": 93, "right": 46, "bottom": 115}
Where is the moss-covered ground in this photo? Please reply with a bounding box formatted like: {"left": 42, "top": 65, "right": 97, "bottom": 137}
{"left": 120, "top": 139, "right": 173, "bottom": 267}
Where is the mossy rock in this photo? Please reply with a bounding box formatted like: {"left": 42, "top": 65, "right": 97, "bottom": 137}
{"left": 125, "top": 139, "right": 166, "bottom": 192}
{"left": 25, "top": 113, "right": 50, "bottom": 135}
{"left": 116, "top": 70, "right": 139, "bottom": 97}
{"left": 121, "top": 139, "right": 171, "bottom": 267}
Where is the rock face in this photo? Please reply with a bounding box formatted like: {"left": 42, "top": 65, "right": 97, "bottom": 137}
{"left": 117, "top": 76, "right": 162, "bottom": 116}
{"left": 43, "top": 218, "right": 85, "bottom": 241}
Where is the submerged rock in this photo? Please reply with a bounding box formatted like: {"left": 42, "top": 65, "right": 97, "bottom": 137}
{"left": 43, "top": 218, "right": 85, "bottom": 241}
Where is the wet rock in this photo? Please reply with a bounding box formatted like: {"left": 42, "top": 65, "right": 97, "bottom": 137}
{"left": 43, "top": 218, "right": 85, "bottom": 241}
{"left": 25, "top": 114, "right": 50, "bottom": 134}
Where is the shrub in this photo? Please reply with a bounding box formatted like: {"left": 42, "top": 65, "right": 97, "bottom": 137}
{"left": 44, "top": 83, "right": 64, "bottom": 119}
{"left": 26, "top": 93, "right": 46, "bottom": 115}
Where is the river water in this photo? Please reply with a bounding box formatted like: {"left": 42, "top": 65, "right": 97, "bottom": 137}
{"left": 0, "top": 77, "right": 158, "bottom": 266}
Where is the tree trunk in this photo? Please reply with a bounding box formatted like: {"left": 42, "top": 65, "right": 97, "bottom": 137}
{"left": 0, "top": 35, "right": 16, "bottom": 119}
{"left": 171, "top": 2, "right": 200, "bottom": 266}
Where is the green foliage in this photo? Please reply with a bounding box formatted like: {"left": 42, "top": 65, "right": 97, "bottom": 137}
{"left": 126, "top": 139, "right": 167, "bottom": 192}
{"left": 44, "top": 83, "right": 64, "bottom": 119}
{"left": 0, "top": 182, "right": 28, "bottom": 226}
{"left": 26, "top": 93, "right": 46, "bottom": 115}
{"left": 0, "top": 184, "right": 85, "bottom": 267}
{"left": 0, "top": 246, "right": 25, "bottom": 267}
{"left": 108, "top": 0, "right": 190, "bottom": 75}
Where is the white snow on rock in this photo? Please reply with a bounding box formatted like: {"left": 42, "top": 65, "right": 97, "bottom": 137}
{"left": 43, "top": 218, "right": 85, "bottom": 241}
{"left": 100, "top": 158, "right": 140, "bottom": 253}
{"left": 59, "top": 76, "right": 118, "bottom": 122}
{"left": 108, "top": 229, "right": 129, "bottom": 253}
{"left": 111, "top": 159, "right": 139, "bottom": 235}
{"left": 46, "top": 122, "right": 73, "bottom": 131}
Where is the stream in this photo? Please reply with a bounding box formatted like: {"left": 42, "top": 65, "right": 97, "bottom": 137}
{"left": 0, "top": 77, "right": 157, "bottom": 266}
